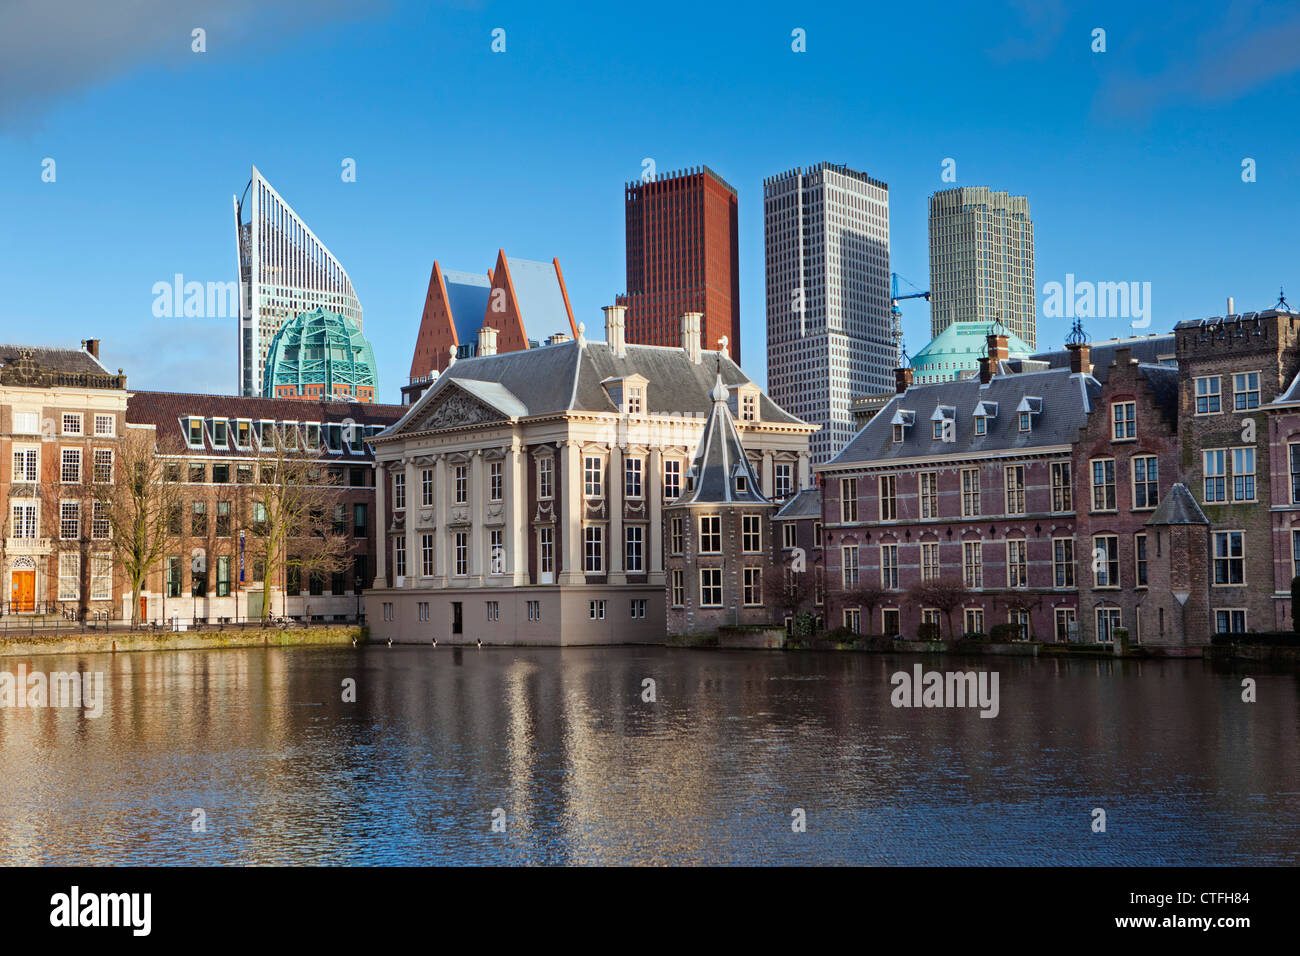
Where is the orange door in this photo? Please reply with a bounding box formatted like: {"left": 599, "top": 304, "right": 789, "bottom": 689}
{"left": 11, "top": 571, "right": 35, "bottom": 613}
{"left": 139, "top": 595, "right": 148, "bottom": 622}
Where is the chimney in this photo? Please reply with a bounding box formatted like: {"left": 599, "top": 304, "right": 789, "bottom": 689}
{"left": 978, "top": 356, "right": 993, "bottom": 385}
{"left": 1114, "top": 346, "right": 1133, "bottom": 366}
{"left": 681, "top": 312, "right": 702, "bottom": 364}
{"left": 82, "top": 338, "right": 100, "bottom": 359}
{"left": 604, "top": 304, "right": 627, "bottom": 358}
{"left": 477, "top": 326, "right": 498, "bottom": 356}
{"left": 985, "top": 333, "right": 1009, "bottom": 365}
{"left": 894, "top": 367, "right": 913, "bottom": 393}
{"left": 1227, "top": 296, "right": 1235, "bottom": 316}
{"left": 1066, "top": 340, "right": 1091, "bottom": 375}
{"left": 546, "top": 332, "right": 571, "bottom": 345}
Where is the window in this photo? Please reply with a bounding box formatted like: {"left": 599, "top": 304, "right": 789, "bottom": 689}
{"left": 538, "top": 457, "right": 553, "bottom": 500}
{"left": 624, "top": 457, "right": 642, "bottom": 499}
{"left": 92, "top": 501, "right": 110, "bottom": 539}
{"left": 421, "top": 533, "right": 434, "bottom": 577}
{"left": 840, "top": 478, "right": 858, "bottom": 522}
{"left": 964, "top": 608, "right": 984, "bottom": 635}
{"left": 93, "top": 449, "right": 113, "bottom": 483}
{"left": 1004, "top": 465, "right": 1025, "bottom": 515}
{"left": 1093, "top": 535, "right": 1119, "bottom": 587}
{"left": 211, "top": 463, "right": 230, "bottom": 484}
{"left": 878, "top": 475, "right": 896, "bottom": 520}
{"left": 1231, "top": 448, "right": 1255, "bottom": 502}
{"left": 1111, "top": 401, "right": 1136, "bottom": 439}
{"left": 813, "top": 522, "right": 822, "bottom": 548}
{"left": 1233, "top": 371, "right": 1260, "bottom": 410}
{"left": 237, "top": 463, "right": 254, "bottom": 484}
{"left": 663, "top": 459, "right": 681, "bottom": 500}
{"left": 922, "top": 609, "right": 941, "bottom": 628}
{"left": 880, "top": 543, "right": 899, "bottom": 589}
{"left": 90, "top": 555, "right": 111, "bottom": 601}
{"left": 59, "top": 501, "right": 79, "bottom": 539}
{"left": 1055, "top": 608, "right": 1077, "bottom": 642}
{"left": 625, "top": 525, "right": 644, "bottom": 572}
{"left": 919, "top": 472, "right": 938, "bottom": 518}
{"left": 1091, "top": 458, "right": 1116, "bottom": 511}
{"left": 975, "top": 416, "right": 987, "bottom": 436}
{"left": 734, "top": 471, "right": 748, "bottom": 494}
{"left": 486, "top": 601, "right": 499, "bottom": 622}
{"left": 782, "top": 523, "right": 797, "bottom": 550}
{"left": 670, "top": 517, "right": 684, "bottom": 555}
{"left": 454, "top": 531, "right": 469, "bottom": 576}
{"left": 882, "top": 608, "right": 901, "bottom": 636}
{"left": 742, "top": 514, "right": 762, "bottom": 553}
{"left": 12, "top": 447, "right": 38, "bottom": 483}
{"left": 527, "top": 600, "right": 541, "bottom": 622}
{"left": 58, "top": 553, "right": 79, "bottom": 600}
{"left": 1018, "top": 411, "right": 1031, "bottom": 432}
{"left": 185, "top": 416, "right": 202, "bottom": 446}
{"left": 919, "top": 541, "right": 940, "bottom": 581}
{"left": 670, "top": 569, "right": 685, "bottom": 607}
{"left": 1053, "top": 538, "right": 1075, "bottom": 587}
{"left": 489, "top": 529, "right": 505, "bottom": 574}
{"left": 1134, "top": 533, "right": 1148, "bottom": 587}
{"left": 589, "top": 599, "right": 607, "bottom": 620}
{"left": 210, "top": 419, "right": 228, "bottom": 449}
{"left": 417, "top": 602, "right": 429, "bottom": 622}
{"left": 843, "top": 608, "right": 861, "bottom": 632}
{"left": 62, "top": 413, "right": 83, "bottom": 435}
{"left": 454, "top": 464, "right": 468, "bottom": 503}
{"left": 1203, "top": 450, "right": 1226, "bottom": 503}
{"left": 189, "top": 462, "right": 205, "bottom": 484}
{"left": 1051, "top": 461, "right": 1072, "bottom": 512}
{"left": 166, "top": 556, "right": 182, "bottom": 597}
{"left": 1132, "top": 456, "right": 1159, "bottom": 509}
{"left": 743, "top": 567, "right": 762, "bottom": 606}
{"left": 960, "top": 468, "right": 980, "bottom": 517}
{"left": 628, "top": 386, "right": 644, "bottom": 415}
{"left": 61, "top": 448, "right": 81, "bottom": 484}
{"left": 394, "top": 536, "right": 406, "bottom": 578}
{"left": 584, "top": 457, "right": 603, "bottom": 497}
{"left": 963, "top": 541, "right": 983, "bottom": 588}
{"left": 584, "top": 525, "right": 604, "bottom": 572}
{"left": 382, "top": 603, "right": 393, "bottom": 622}
{"left": 1195, "top": 375, "right": 1221, "bottom": 414}
{"left": 1215, "top": 609, "right": 1247, "bottom": 634}
{"left": 12, "top": 412, "right": 38, "bottom": 434}
{"left": 842, "top": 545, "right": 859, "bottom": 588}
{"left": 892, "top": 424, "right": 904, "bottom": 443}
{"left": 630, "top": 598, "right": 647, "bottom": 618}
{"left": 191, "top": 501, "right": 206, "bottom": 536}
{"left": 698, "top": 515, "right": 721, "bottom": 553}
{"left": 1212, "top": 531, "right": 1245, "bottom": 585}
{"left": 699, "top": 569, "right": 723, "bottom": 607}
{"left": 741, "top": 393, "right": 757, "bottom": 421}
{"left": 1006, "top": 539, "right": 1027, "bottom": 588}
{"left": 489, "top": 461, "right": 503, "bottom": 501}
{"left": 1096, "top": 608, "right": 1122, "bottom": 644}
{"left": 539, "top": 527, "right": 554, "bottom": 575}
{"left": 775, "top": 463, "right": 793, "bottom": 499}
{"left": 1290, "top": 444, "right": 1300, "bottom": 504}
{"left": 421, "top": 468, "right": 434, "bottom": 506}
{"left": 353, "top": 503, "right": 367, "bottom": 537}
{"left": 393, "top": 472, "right": 406, "bottom": 510}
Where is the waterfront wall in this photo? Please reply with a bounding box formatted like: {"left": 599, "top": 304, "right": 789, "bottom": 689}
{"left": 0, "top": 624, "right": 363, "bottom": 657}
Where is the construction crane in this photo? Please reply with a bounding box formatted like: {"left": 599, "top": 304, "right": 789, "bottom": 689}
{"left": 890, "top": 272, "right": 930, "bottom": 364}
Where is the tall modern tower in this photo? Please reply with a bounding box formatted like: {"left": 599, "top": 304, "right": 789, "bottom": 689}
{"left": 234, "top": 166, "right": 363, "bottom": 397}
{"left": 617, "top": 166, "right": 741, "bottom": 362}
{"left": 928, "top": 186, "right": 1036, "bottom": 348}
{"left": 764, "top": 163, "right": 892, "bottom": 464}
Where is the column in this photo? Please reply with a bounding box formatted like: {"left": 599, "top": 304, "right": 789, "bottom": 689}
{"left": 649, "top": 446, "right": 664, "bottom": 585}
{"left": 509, "top": 438, "right": 528, "bottom": 586}
{"left": 608, "top": 444, "right": 624, "bottom": 584}
{"left": 471, "top": 450, "right": 485, "bottom": 583}
{"left": 373, "top": 456, "right": 387, "bottom": 587}
{"left": 798, "top": 450, "right": 811, "bottom": 490}
{"left": 560, "top": 440, "right": 584, "bottom": 585}
{"left": 432, "top": 454, "right": 447, "bottom": 587}
{"left": 403, "top": 457, "right": 418, "bottom": 588}
{"left": 761, "top": 450, "right": 775, "bottom": 499}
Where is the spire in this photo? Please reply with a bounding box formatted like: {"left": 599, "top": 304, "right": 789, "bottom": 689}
{"left": 676, "top": 375, "right": 769, "bottom": 506}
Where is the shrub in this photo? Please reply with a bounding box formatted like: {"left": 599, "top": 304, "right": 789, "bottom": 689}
{"left": 821, "top": 626, "right": 859, "bottom": 645}
{"left": 989, "top": 622, "right": 1021, "bottom": 643}
{"left": 793, "top": 611, "right": 817, "bottom": 641}
{"left": 961, "top": 631, "right": 987, "bottom": 642}
{"left": 916, "top": 622, "right": 941, "bottom": 642}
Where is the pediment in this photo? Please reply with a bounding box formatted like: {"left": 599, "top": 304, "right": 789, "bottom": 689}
{"left": 409, "top": 383, "right": 509, "bottom": 431}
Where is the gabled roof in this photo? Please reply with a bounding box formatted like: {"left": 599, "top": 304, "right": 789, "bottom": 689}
{"left": 1030, "top": 334, "right": 1176, "bottom": 378}
{"left": 670, "top": 375, "right": 771, "bottom": 506}
{"left": 0, "top": 343, "right": 111, "bottom": 377}
{"left": 1134, "top": 363, "right": 1180, "bottom": 425}
{"left": 497, "top": 256, "right": 576, "bottom": 336}
{"left": 775, "top": 486, "right": 821, "bottom": 519}
{"left": 827, "top": 367, "right": 1099, "bottom": 467}
{"left": 441, "top": 269, "right": 493, "bottom": 347}
{"left": 1146, "top": 483, "right": 1209, "bottom": 526}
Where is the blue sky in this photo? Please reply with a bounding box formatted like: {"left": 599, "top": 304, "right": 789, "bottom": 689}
{"left": 2, "top": 0, "right": 1298, "bottom": 401}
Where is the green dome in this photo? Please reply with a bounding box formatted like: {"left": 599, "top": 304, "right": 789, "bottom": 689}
{"left": 262, "top": 307, "right": 378, "bottom": 402}
{"left": 909, "top": 321, "right": 1033, "bottom": 384}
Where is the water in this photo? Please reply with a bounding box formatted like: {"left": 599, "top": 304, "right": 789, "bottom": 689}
{"left": 0, "top": 646, "right": 1295, "bottom": 865}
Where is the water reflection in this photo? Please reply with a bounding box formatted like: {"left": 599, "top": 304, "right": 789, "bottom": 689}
{"left": 0, "top": 648, "right": 1295, "bottom": 865}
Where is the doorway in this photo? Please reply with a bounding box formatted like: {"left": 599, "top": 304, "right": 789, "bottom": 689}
{"left": 10, "top": 570, "right": 35, "bottom": 613}
{"left": 452, "top": 601, "right": 462, "bottom": 635}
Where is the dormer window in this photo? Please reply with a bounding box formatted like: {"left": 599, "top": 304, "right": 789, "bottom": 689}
{"left": 731, "top": 461, "right": 749, "bottom": 494}
{"left": 735, "top": 474, "right": 747, "bottom": 493}
{"left": 1018, "top": 411, "right": 1031, "bottom": 431}
{"left": 628, "top": 386, "right": 643, "bottom": 415}
{"left": 1016, "top": 397, "right": 1042, "bottom": 433}
{"left": 211, "top": 419, "right": 229, "bottom": 449}
{"left": 185, "top": 416, "right": 204, "bottom": 448}
{"left": 890, "top": 408, "right": 915, "bottom": 443}
{"left": 739, "top": 389, "right": 760, "bottom": 423}
{"left": 973, "top": 401, "right": 998, "bottom": 437}
{"left": 930, "top": 405, "right": 955, "bottom": 441}
{"left": 234, "top": 419, "right": 252, "bottom": 449}
{"left": 976, "top": 417, "right": 987, "bottom": 436}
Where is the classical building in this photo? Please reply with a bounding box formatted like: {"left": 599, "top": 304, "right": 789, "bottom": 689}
{"left": 367, "top": 308, "right": 816, "bottom": 645}
{"left": 124, "top": 392, "right": 404, "bottom": 625}
{"left": 765, "top": 163, "right": 893, "bottom": 463}
{"left": 405, "top": 251, "right": 578, "bottom": 403}
{"left": 1, "top": 340, "right": 127, "bottom": 619}
{"left": 235, "top": 165, "right": 363, "bottom": 397}
{"left": 618, "top": 166, "right": 741, "bottom": 362}
{"left": 929, "top": 186, "right": 1036, "bottom": 348}
{"left": 263, "top": 307, "right": 379, "bottom": 403}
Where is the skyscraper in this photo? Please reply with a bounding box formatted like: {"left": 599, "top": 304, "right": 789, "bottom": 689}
{"left": 234, "top": 166, "right": 363, "bottom": 397}
{"left": 928, "top": 186, "right": 1036, "bottom": 348}
{"left": 764, "top": 163, "right": 892, "bottom": 463}
{"left": 617, "top": 166, "right": 740, "bottom": 362}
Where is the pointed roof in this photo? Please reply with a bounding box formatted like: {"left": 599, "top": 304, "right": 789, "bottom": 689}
{"left": 671, "top": 373, "right": 771, "bottom": 506}
{"left": 1145, "top": 483, "right": 1209, "bottom": 526}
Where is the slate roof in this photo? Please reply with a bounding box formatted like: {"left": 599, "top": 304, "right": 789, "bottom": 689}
{"left": 1030, "top": 334, "right": 1176, "bottom": 378}
{"left": 827, "top": 367, "right": 1100, "bottom": 467}
{"left": 670, "top": 376, "right": 770, "bottom": 506}
{"left": 774, "top": 486, "right": 821, "bottom": 519}
{"left": 390, "top": 339, "right": 810, "bottom": 432}
{"left": 1270, "top": 368, "right": 1300, "bottom": 406}
{"left": 1135, "top": 363, "right": 1180, "bottom": 425}
{"left": 441, "top": 269, "right": 492, "bottom": 346}
{"left": 1145, "top": 483, "right": 1209, "bottom": 526}
{"left": 0, "top": 343, "right": 110, "bottom": 376}
{"left": 503, "top": 257, "right": 573, "bottom": 332}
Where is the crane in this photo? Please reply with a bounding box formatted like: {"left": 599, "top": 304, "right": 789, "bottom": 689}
{"left": 890, "top": 272, "right": 930, "bottom": 365}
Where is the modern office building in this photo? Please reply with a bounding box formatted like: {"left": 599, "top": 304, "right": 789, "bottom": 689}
{"left": 764, "top": 163, "right": 893, "bottom": 464}
{"left": 262, "top": 306, "right": 379, "bottom": 403}
{"left": 928, "top": 187, "right": 1036, "bottom": 348}
{"left": 234, "top": 166, "right": 363, "bottom": 397}
{"left": 617, "top": 167, "right": 740, "bottom": 362}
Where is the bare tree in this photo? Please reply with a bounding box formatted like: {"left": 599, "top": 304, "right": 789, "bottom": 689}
{"left": 838, "top": 583, "right": 891, "bottom": 634}
{"left": 906, "top": 577, "right": 972, "bottom": 640}
{"left": 763, "top": 561, "right": 815, "bottom": 622}
{"left": 91, "top": 427, "right": 185, "bottom": 627}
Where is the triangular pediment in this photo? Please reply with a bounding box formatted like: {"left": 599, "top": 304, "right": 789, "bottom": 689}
{"left": 401, "top": 381, "right": 513, "bottom": 433}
